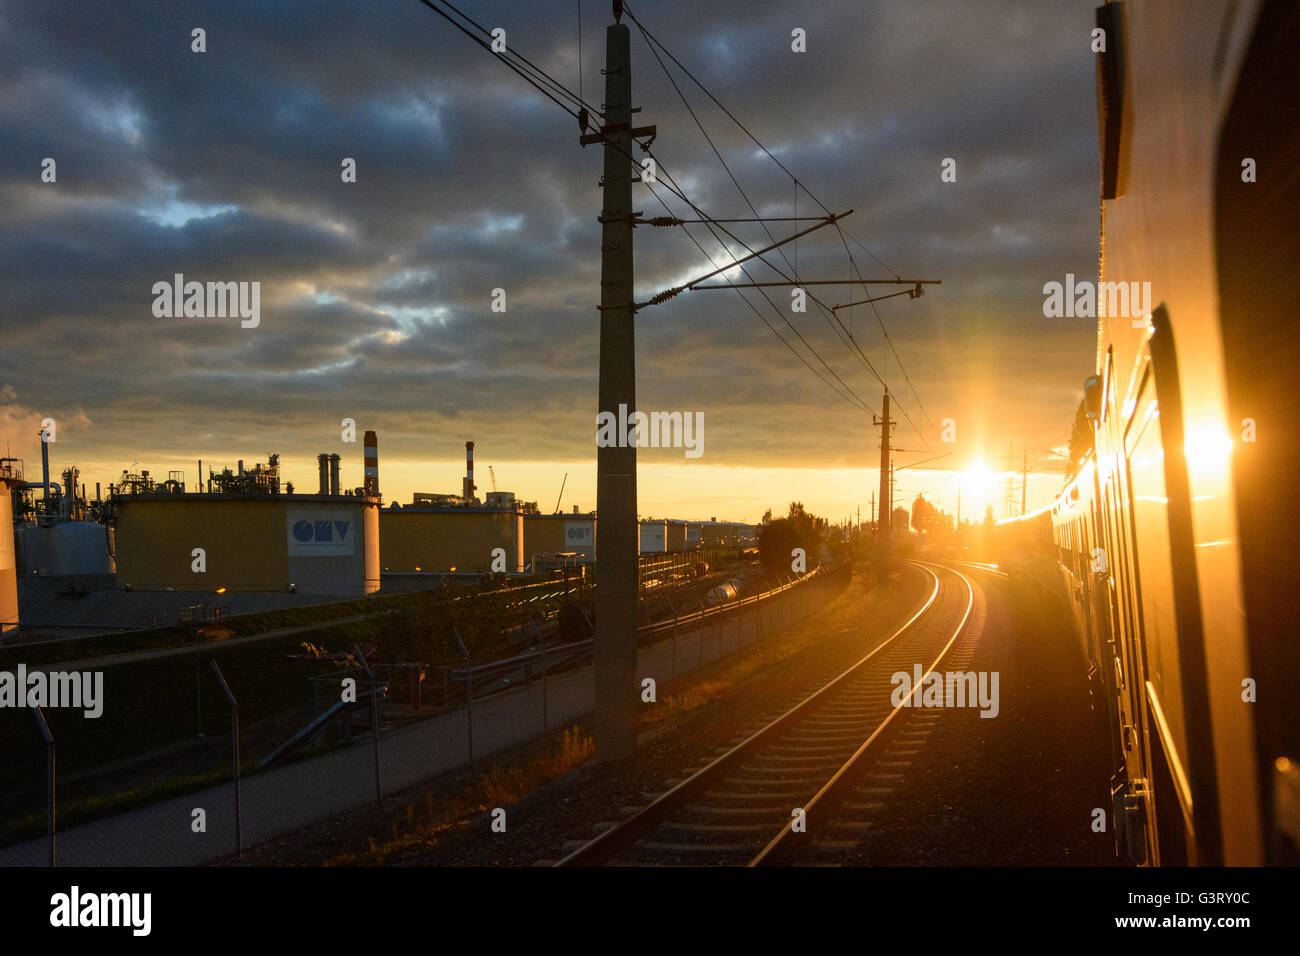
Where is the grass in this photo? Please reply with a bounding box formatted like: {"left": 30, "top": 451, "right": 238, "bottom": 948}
{"left": 323, "top": 726, "right": 595, "bottom": 866}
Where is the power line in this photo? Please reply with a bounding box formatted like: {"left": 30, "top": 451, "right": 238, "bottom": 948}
{"left": 624, "top": 2, "right": 899, "bottom": 278}
{"left": 630, "top": 13, "right": 902, "bottom": 410}
{"left": 414, "top": 0, "right": 601, "bottom": 120}
{"left": 410, "top": 0, "right": 888, "bottom": 417}
{"left": 623, "top": 1, "right": 937, "bottom": 449}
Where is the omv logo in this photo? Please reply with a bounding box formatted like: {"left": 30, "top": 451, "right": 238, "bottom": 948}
{"left": 293, "top": 520, "right": 351, "bottom": 543}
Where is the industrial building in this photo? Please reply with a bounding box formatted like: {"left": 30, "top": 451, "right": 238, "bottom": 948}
{"left": 698, "top": 521, "right": 757, "bottom": 549}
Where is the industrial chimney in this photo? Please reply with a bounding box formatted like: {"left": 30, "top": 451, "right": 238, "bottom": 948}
{"left": 317, "top": 453, "right": 330, "bottom": 495}
{"left": 328, "top": 453, "right": 341, "bottom": 496}
{"left": 462, "top": 441, "right": 476, "bottom": 501}
{"left": 40, "top": 429, "right": 51, "bottom": 514}
{"left": 363, "top": 430, "right": 379, "bottom": 498}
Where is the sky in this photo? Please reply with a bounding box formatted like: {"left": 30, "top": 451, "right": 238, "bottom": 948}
{"left": 0, "top": 0, "right": 1101, "bottom": 525}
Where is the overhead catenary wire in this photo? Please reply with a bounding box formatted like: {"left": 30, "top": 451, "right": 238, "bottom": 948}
{"left": 414, "top": 0, "right": 601, "bottom": 120}
{"left": 408, "top": 0, "right": 892, "bottom": 417}
{"left": 624, "top": 1, "right": 938, "bottom": 450}
{"left": 629, "top": 11, "right": 911, "bottom": 420}
{"left": 623, "top": 2, "right": 900, "bottom": 279}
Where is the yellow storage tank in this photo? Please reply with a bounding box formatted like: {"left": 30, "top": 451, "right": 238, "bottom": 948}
{"left": 0, "top": 475, "right": 19, "bottom": 635}
{"left": 380, "top": 508, "right": 523, "bottom": 574}
{"left": 114, "top": 494, "right": 378, "bottom": 596}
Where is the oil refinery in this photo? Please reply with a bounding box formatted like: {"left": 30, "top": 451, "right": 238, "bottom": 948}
{"left": 0, "top": 429, "right": 755, "bottom": 640}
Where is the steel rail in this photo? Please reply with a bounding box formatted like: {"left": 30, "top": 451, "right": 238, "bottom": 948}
{"left": 552, "top": 564, "right": 944, "bottom": 866}
{"left": 748, "top": 560, "right": 976, "bottom": 865}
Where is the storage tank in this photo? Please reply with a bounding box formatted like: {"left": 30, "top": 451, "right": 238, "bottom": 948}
{"left": 0, "top": 476, "right": 18, "bottom": 635}
{"left": 380, "top": 508, "right": 523, "bottom": 574}
{"left": 115, "top": 494, "right": 378, "bottom": 596}
{"left": 18, "top": 521, "right": 113, "bottom": 576}
{"left": 563, "top": 516, "right": 595, "bottom": 556}
{"left": 666, "top": 520, "right": 687, "bottom": 552}
{"left": 638, "top": 520, "right": 667, "bottom": 553}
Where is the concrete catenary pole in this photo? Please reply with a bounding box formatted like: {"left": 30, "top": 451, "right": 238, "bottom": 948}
{"left": 594, "top": 13, "right": 638, "bottom": 761}
{"left": 874, "top": 392, "right": 893, "bottom": 589}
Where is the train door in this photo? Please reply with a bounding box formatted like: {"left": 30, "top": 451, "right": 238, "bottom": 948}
{"left": 1098, "top": 349, "right": 1161, "bottom": 864}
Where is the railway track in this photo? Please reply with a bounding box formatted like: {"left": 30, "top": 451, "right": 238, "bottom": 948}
{"left": 552, "top": 561, "right": 979, "bottom": 866}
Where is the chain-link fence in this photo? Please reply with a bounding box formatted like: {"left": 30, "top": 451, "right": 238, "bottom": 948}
{"left": 0, "top": 562, "right": 850, "bottom": 867}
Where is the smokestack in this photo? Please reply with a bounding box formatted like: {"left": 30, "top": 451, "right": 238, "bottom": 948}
{"left": 329, "top": 453, "right": 341, "bottom": 496}
{"left": 197, "top": 460, "right": 202, "bottom": 494}
{"left": 40, "top": 429, "right": 50, "bottom": 510}
{"left": 95, "top": 482, "right": 101, "bottom": 502}
{"left": 573, "top": 504, "right": 579, "bottom": 515}
{"left": 318, "top": 454, "right": 329, "bottom": 495}
{"left": 363, "top": 430, "right": 379, "bottom": 497}
{"left": 462, "top": 441, "right": 476, "bottom": 500}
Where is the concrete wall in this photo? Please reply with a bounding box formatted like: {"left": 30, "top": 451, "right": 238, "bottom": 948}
{"left": 380, "top": 509, "right": 523, "bottom": 573}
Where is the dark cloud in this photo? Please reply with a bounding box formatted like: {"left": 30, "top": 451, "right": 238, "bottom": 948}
{"left": 0, "top": 0, "right": 1101, "bottom": 499}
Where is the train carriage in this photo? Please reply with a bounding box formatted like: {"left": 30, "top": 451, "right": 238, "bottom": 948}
{"left": 1042, "top": 0, "right": 1299, "bottom": 866}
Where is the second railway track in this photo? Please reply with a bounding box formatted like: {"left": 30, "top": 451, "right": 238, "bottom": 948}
{"left": 553, "top": 561, "right": 980, "bottom": 866}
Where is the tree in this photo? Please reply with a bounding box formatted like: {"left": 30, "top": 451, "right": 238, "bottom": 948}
{"left": 757, "top": 502, "right": 826, "bottom": 581}
{"left": 891, "top": 506, "right": 910, "bottom": 531}
{"left": 911, "top": 494, "right": 938, "bottom": 533}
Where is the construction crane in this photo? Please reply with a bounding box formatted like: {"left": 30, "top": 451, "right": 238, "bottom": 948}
{"left": 553, "top": 472, "right": 567, "bottom": 514}
{"left": 488, "top": 465, "right": 497, "bottom": 493}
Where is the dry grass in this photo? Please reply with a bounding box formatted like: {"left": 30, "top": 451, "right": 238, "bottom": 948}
{"left": 323, "top": 726, "right": 594, "bottom": 866}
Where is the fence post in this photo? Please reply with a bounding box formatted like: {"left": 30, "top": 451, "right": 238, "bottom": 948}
{"left": 32, "top": 706, "right": 55, "bottom": 867}
{"left": 529, "top": 618, "right": 549, "bottom": 744}
{"left": 351, "top": 644, "right": 382, "bottom": 807}
{"left": 694, "top": 594, "right": 705, "bottom": 667}
{"left": 206, "top": 660, "right": 241, "bottom": 859}
{"left": 189, "top": 608, "right": 206, "bottom": 739}
{"left": 454, "top": 628, "right": 473, "bottom": 768}
{"left": 665, "top": 595, "right": 678, "bottom": 678}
